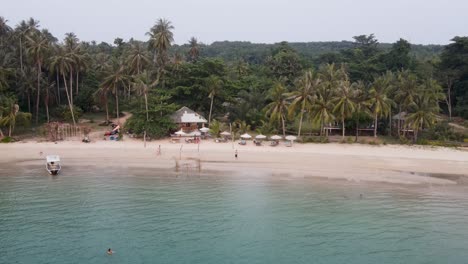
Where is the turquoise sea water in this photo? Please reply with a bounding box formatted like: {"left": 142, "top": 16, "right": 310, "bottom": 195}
{"left": 1, "top": 167, "right": 468, "bottom": 264}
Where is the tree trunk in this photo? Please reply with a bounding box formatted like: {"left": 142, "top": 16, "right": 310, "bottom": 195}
{"left": 105, "top": 96, "right": 109, "bottom": 122}
{"left": 76, "top": 71, "right": 79, "bottom": 96}
{"left": 208, "top": 96, "right": 214, "bottom": 126}
{"left": 56, "top": 71, "right": 61, "bottom": 104}
{"left": 115, "top": 84, "right": 120, "bottom": 124}
{"left": 62, "top": 73, "right": 76, "bottom": 126}
{"left": 355, "top": 118, "right": 359, "bottom": 142}
{"left": 27, "top": 92, "right": 31, "bottom": 114}
{"left": 8, "top": 123, "right": 12, "bottom": 137}
{"left": 320, "top": 119, "right": 324, "bottom": 137}
{"left": 35, "top": 62, "right": 41, "bottom": 125}
{"left": 298, "top": 100, "right": 305, "bottom": 137}
{"left": 281, "top": 115, "right": 286, "bottom": 137}
{"left": 144, "top": 93, "right": 149, "bottom": 122}
{"left": 19, "top": 38, "right": 23, "bottom": 72}
{"left": 446, "top": 77, "right": 452, "bottom": 121}
{"left": 342, "top": 116, "right": 345, "bottom": 139}
{"left": 374, "top": 112, "right": 378, "bottom": 138}
{"left": 69, "top": 70, "right": 73, "bottom": 106}
{"left": 45, "top": 85, "right": 50, "bottom": 123}
{"left": 389, "top": 108, "right": 392, "bottom": 136}
{"left": 398, "top": 105, "right": 401, "bottom": 136}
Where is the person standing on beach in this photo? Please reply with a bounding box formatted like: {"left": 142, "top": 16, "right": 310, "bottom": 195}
{"left": 156, "top": 145, "right": 161, "bottom": 156}
{"left": 235, "top": 149, "right": 238, "bottom": 159}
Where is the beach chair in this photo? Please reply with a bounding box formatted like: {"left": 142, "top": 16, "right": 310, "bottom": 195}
{"left": 238, "top": 139, "right": 246, "bottom": 145}
{"left": 285, "top": 141, "right": 292, "bottom": 147}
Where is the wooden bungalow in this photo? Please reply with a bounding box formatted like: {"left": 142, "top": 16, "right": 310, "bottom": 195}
{"left": 171, "top": 107, "right": 208, "bottom": 133}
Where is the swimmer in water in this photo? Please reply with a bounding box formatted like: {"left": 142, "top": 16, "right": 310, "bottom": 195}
{"left": 107, "top": 248, "right": 113, "bottom": 255}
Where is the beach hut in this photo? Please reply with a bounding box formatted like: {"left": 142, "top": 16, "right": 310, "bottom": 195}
{"left": 171, "top": 107, "right": 207, "bottom": 133}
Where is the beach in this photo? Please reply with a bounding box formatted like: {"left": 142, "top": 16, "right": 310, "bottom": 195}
{"left": 1, "top": 139, "right": 467, "bottom": 185}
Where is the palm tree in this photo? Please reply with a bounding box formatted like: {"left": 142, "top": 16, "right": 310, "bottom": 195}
{"left": 15, "top": 18, "right": 39, "bottom": 72}
{"left": 0, "top": 17, "right": 12, "bottom": 46}
{"left": 52, "top": 48, "right": 76, "bottom": 125}
{"left": 406, "top": 94, "right": 439, "bottom": 142}
{"left": 332, "top": 78, "right": 356, "bottom": 139}
{"left": 394, "top": 70, "right": 418, "bottom": 133}
{"left": 135, "top": 71, "right": 157, "bottom": 122}
{"left": 147, "top": 18, "right": 174, "bottom": 67}
{"left": 0, "top": 100, "right": 18, "bottom": 137}
{"left": 286, "top": 70, "right": 320, "bottom": 137}
{"left": 368, "top": 75, "right": 394, "bottom": 137}
{"left": 126, "top": 42, "right": 150, "bottom": 75}
{"left": 188, "top": 37, "right": 200, "bottom": 62}
{"left": 205, "top": 75, "right": 223, "bottom": 126}
{"left": 94, "top": 86, "right": 110, "bottom": 122}
{"left": 101, "top": 59, "right": 128, "bottom": 124}
{"left": 351, "top": 81, "right": 370, "bottom": 141}
{"left": 264, "top": 83, "right": 289, "bottom": 137}
{"left": 26, "top": 31, "right": 50, "bottom": 125}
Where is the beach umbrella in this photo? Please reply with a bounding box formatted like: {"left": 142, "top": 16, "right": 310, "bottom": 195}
{"left": 270, "top": 135, "right": 282, "bottom": 140}
{"left": 189, "top": 130, "right": 201, "bottom": 136}
{"left": 220, "top": 131, "right": 231, "bottom": 136}
{"left": 175, "top": 129, "right": 187, "bottom": 136}
{"left": 285, "top": 135, "right": 297, "bottom": 141}
{"left": 200, "top": 127, "right": 209, "bottom": 133}
{"left": 241, "top": 133, "right": 252, "bottom": 139}
{"left": 255, "top": 134, "right": 267, "bottom": 140}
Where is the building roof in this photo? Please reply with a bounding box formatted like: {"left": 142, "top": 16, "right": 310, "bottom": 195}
{"left": 171, "top": 107, "right": 207, "bottom": 124}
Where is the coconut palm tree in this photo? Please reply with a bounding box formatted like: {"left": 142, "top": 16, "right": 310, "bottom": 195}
{"left": 351, "top": 81, "right": 370, "bottom": 141}
{"left": 0, "top": 99, "right": 18, "bottom": 137}
{"left": 94, "top": 86, "right": 110, "bottom": 122}
{"left": 368, "top": 75, "right": 394, "bottom": 137}
{"left": 25, "top": 31, "right": 50, "bottom": 125}
{"left": 52, "top": 48, "right": 76, "bottom": 126}
{"left": 15, "top": 18, "right": 39, "bottom": 72}
{"left": 0, "top": 17, "right": 12, "bottom": 47}
{"left": 188, "top": 37, "right": 200, "bottom": 62}
{"left": 205, "top": 75, "right": 223, "bottom": 126}
{"left": 147, "top": 18, "right": 174, "bottom": 67}
{"left": 406, "top": 94, "right": 440, "bottom": 142}
{"left": 286, "top": 70, "right": 320, "bottom": 137}
{"left": 101, "top": 59, "right": 128, "bottom": 123}
{"left": 135, "top": 71, "right": 157, "bottom": 122}
{"left": 126, "top": 42, "right": 150, "bottom": 75}
{"left": 332, "top": 77, "right": 356, "bottom": 139}
{"left": 394, "top": 70, "right": 418, "bottom": 132}
{"left": 264, "top": 83, "right": 289, "bottom": 137}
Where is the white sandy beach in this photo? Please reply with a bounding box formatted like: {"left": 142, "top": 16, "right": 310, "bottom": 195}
{"left": 1, "top": 138, "right": 467, "bottom": 185}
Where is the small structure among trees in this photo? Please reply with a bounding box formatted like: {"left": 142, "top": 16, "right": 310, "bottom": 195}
{"left": 170, "top": 107, "right": 207, "bottom": 133}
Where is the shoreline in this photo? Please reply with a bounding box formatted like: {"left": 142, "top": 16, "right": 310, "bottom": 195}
{"left": 1, "top": 139, "right": 467, "bottom": 185}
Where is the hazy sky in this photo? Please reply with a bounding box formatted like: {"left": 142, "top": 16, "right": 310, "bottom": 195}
{"left": 3, "top": 0, "right": 467, "bottom": 45}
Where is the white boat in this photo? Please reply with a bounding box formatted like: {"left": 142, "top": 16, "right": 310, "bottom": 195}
{"left": 46, "top": 155, "right": 61, "bottom": 175}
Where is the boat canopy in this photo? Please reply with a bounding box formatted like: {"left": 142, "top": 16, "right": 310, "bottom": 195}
{"left": 46, "top": 155, "right": 60, "bottom": 163}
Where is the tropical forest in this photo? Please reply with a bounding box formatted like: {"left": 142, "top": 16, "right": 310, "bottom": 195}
{"left": 0, "top": 17, "right": 467, "bottom": 145}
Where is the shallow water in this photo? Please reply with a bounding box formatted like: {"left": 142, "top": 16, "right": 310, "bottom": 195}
{"left": 1, "top": 167, "right": 468, "bottom": 264}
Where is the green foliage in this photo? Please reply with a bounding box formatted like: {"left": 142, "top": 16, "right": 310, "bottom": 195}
{"left": 419, "top": 122, "right": 464, "bottom": 142}
{"left": 125, "top": 114, "right": 176, "bottom": 139}
{"left": 0, "top": 136, "right": 14, "bottom": 143}
{"left": 52, "top": 105, "right": 83, "bottom": 121}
